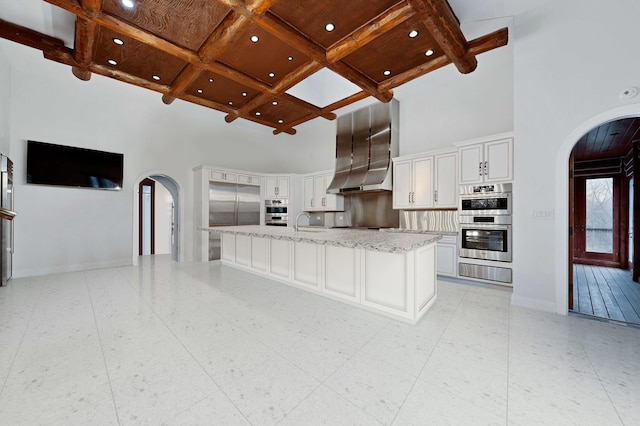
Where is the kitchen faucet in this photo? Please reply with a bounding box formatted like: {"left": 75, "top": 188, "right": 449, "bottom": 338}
{"left": 295, "top": 212, "right": 310, "bottom": 232}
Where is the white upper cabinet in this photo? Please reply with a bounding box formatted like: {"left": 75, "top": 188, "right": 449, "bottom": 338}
{"left": 393, "top": 157, "right": 433, "bottom": 209}
{"left": 209, "top": 169, "right": 260, "bottom": 186}
{"left": 434, "top": 152, "right": 458, "bottom": 208}
{"left": 459, "top": 138, "right": 513, "bottom": 184}
{"left": 304, "top": 173, "right": 344, "bottom": 211}
{"left": 265, "top": 176, "right": 289, "bottom": 198}
{"left": 393, "top": 152, "right": 457, "bottom": 209}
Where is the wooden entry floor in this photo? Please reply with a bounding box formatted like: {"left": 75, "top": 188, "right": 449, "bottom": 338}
{"left": 573, "top": 264, "right": 640, "bottom": 325}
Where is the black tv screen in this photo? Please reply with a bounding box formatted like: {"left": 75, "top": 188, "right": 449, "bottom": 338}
{"left": 26, "top": 140, "right": 124, "bottom": 190}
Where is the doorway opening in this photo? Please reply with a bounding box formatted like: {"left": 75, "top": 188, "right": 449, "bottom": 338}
{"left": 568, "top": 118, "right": 640, "bottom": 325}
{"left": 134, "top": 174, "right": 180, "bottom": 263}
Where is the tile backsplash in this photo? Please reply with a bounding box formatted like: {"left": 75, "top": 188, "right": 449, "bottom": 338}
{"left": 399, "top": 209, "right": 459, "bottom": 232}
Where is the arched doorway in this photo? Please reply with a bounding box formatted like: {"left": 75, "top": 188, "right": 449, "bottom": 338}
{"left": 568, "top": 118, "right": 640, "bottom": 325}
{"left": 132, "top": 173, "right": 181, "bottom": 264}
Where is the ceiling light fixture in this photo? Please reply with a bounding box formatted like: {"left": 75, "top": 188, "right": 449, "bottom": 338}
{"left": 152, "top": 75, "right": 160, "bottom": 81}
{"left": 121, "top": 0, "right": 135, "bottom": 8}
{"left": 242, "top": 92, "right": 247, "bottom": 97}
{"left": 408, "top": 30, "right": 419, "bottom": 38}
{"left": 197, "top": 89, "right": 203, "bottom": 94}
{"left": 255, "top": 112, "right": 261, "bottom": 116}
{"left": 208, "top": 78, "right": 214, "bottom": 83}
{"left": 383, "top": 70, "right": 391, "bottom": 76}
{"left": 113, "top": 38, "right": 124, "bottom": 45}
{"left": 107, "top": 59, "right": 118, "bottom": 66}
{"left": 288, "top": 56, "right": 293, "bottom": 61}
{"left": 278, "top": 119, "right": 284, "bottom": 124}
{"left": 425, "top": 49, "right": 434, "bottom": 56}
{"left": 250, "top": 35, "right": 259, "bottom": 43}
{"left": 272, "top": 101, "right": 278, "bottom": 105}
{"left": 325, "top": 23, "right": 335, "bottom": 32}
{"left": 268, "top": 72, "right": 275, "bottom": 78}
{"left": 228, "top": 101, "right": 233, "bottom": 105}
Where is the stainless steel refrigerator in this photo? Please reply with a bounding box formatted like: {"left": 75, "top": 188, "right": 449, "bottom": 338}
{"left": 208, "top": 181, "right": 260, "bottom": 260}
{"left": 0, "top": 155, "right": 15, "bottom": 286}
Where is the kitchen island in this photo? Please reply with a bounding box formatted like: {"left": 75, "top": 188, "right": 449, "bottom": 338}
{"left": 203, "top": 225, "right": 441, "bottom": 324}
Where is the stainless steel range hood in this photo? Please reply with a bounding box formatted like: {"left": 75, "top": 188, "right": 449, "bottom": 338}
{"left": 327, "top": 99, "right": 399, "bottom": 194}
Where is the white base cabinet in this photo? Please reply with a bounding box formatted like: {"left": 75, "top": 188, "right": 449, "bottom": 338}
{"left": 436, "top": 235, "right": 457, "bottom": 277}
{"left": 220, "top": 235, "right": 437, "bottom": 324}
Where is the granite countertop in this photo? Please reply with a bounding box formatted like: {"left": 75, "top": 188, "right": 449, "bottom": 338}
{"left": 202, "top": 225, "right": 442, "bottom": 254}
{"left": 381, "top": 228, "right": 458, "bottom": 236}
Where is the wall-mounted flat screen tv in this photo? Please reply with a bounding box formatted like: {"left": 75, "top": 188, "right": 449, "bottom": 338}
{"left": 26, "top": 140, "right": 124, "bottom": 190}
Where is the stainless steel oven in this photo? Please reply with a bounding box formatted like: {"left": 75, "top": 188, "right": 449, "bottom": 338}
{"left": 459, "top": 215, "right": 512, "bottom": 262}
{"left": 459, "top": 183, "right": 512, "bottom": 216}
{"left": 265, "top": 199, "right": 288, "bottom": 226}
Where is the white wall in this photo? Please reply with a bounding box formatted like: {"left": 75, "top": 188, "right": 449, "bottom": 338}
{"left": 154, "top": 182, "right": 172, "bottom": 255}
{"left": 512, "top": 0, "right": 640, "bottom": 312}
{"left": 2, "top": 41, "right": 337, "bottom": 277}
{"left": 0, "top": 45, "right": 10, "bottom": 156}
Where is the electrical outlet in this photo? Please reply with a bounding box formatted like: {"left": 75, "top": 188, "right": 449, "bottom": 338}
{"left": 532, "top": 209, "right": 554, "bottom": 219}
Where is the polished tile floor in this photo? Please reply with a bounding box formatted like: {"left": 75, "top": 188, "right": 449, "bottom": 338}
{"left": 0, "top": 256, "right": 638, "bottom": 425}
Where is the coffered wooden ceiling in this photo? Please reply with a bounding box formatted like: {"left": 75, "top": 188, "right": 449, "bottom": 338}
{"left": 0, "top": 0, "right": 508, "bottom": 134}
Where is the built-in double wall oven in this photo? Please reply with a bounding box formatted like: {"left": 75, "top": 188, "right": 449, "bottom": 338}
{"left": 265, "top": 199, "right": 288, "bottom": 226}
{"left": 458, "top": 183, "right": 512, "bottom": 284}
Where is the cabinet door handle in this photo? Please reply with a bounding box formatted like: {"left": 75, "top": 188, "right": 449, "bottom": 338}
{"left": 484, "top": 161, "right": 488, "bottom": 176}
{"left": 478, "top": 162, "right": 483, "bottom": 177}
{"left": 434, "top": 190, "right": 438, "bottom": 202}
{"left": 322, "top": 198, "right": 326, "bottom": 206}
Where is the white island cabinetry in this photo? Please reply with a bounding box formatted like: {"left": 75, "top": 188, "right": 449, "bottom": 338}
{"left": 211, "top": 226, "right": 440, "bottom": 324}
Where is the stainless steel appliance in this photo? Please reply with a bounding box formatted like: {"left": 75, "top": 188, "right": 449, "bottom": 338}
{"left": 458, "top": 183, "right": 512, "bottom": 284}
{"left": 265, "top": 199, "right": 288, "bottom": 226}
{"left": 459, "top": 215, "right": 512, "bottom": 262}
{"left": 459, "top": 183, "right": 512, "bottom": 216}
{"left": 327, "top": 99, "right": 399, "bottom": 194}
{"left": 0, "top": 155, "right": 15, "bottom": 286}
{"left": 208, "top": 182, "right": 260, "bottom": 260}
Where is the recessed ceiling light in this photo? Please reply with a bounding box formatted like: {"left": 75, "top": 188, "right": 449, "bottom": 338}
{"left": 113, "top": 38, "right": 124, "bottom": 45}
{"left": 152, "top": 75, "right": 160, "bottom": 81}
{"left": 228, "top": 101, "right": 233, "bottom": 105}
{"left": 268, "top": 72, "right": 275, "bottom": 78}
{"left": 425, "top": 49, "right": 434, "bottom": 56}
{"left": 242, "top": 92, "right": 247, "bottom": 97}
{"left": 107, "top": 59, "right": 118, "bottom": 66}
{"left": 408, "top": 30, "right": 419, "bottom": 38}
{"left": 250, "top": 35, "right": 259, "bottom": 43}
{"left": 197, "top": 89, "right": 203, "bottom": 94}
{"left": 121, "top": 0, "right": 135, "bottom": 8}
{"left": 325, "top": 23, "right": 335, "bottom": 32}
{"left": 208, "top": 78, "right": 214, "bottom": 83}
{"left": 383, "top": 70, "right": 391, "bottom": 76}
{"left": 255, "top": 112, "right": 261, "bottom": 116}
{"left": 278, "top": 119, "right": 284, "bottom": 124}
{"left": 288, "top": 56, "right": 293, "bottom": 61}
{"left": 272, "top": 101, "right": 278, "bottom": 105}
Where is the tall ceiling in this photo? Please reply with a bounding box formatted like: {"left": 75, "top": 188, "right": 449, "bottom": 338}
{"left": 0, "top": 0, "right": 508, "bottom": 134}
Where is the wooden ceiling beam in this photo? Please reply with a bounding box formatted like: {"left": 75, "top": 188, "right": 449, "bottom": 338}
{"left": 327, "top": 2, "right": 416, "bottom": 63}
{"left": 407, "top": 0, "right": 477, "bottom": 74}
{"left": 248, "top": 12, "right": 393, "bottom": 103}
{"left": 72, "top": 0, "right": 103, "bottom": 81}
{"left": 323, "top": 91, "right": 370, "bottom": 113}
{"left": 379, "top": 27, "right": 507, "bottom": 92}
{"left": 273, "top": 113, "right": 315, "bottom": 135}
{"left": 0, "top": 19, "right": 67, "bottom": 52}
{"left": 163, "top": 11, "right": 250, "bottom": 105}
{"left": 282, "top": 93, "right": 336, "bottom": 120}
